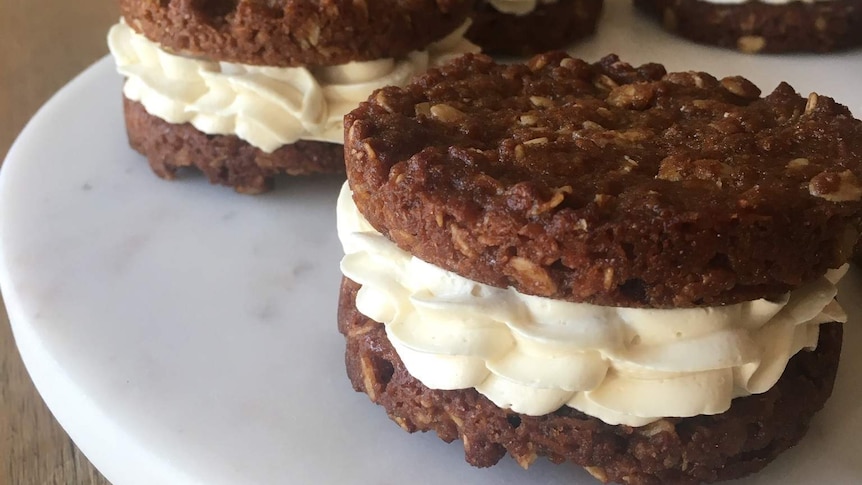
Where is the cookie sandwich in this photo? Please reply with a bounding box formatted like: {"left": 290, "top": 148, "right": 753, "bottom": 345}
{"left": 108, "top": 0, "right": 477, "bottom": 193}
{"left": 467, "top": 0, "right": 603, "bottom": 56}
{"left": 636, "top": 0, "right": 862, "bottom": 53}
{"left": 337, "top": 52, "right": 862, "bottom": 483}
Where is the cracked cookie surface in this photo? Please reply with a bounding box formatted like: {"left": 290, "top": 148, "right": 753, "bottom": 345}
{"left": 466, "top": 0, "right": 603, "bottom": 56}
{"left": 120, "top": 0, "right": 475, "bottom": 66}
{"left": 344, "top": 52, "right": 862, "bottom": 308}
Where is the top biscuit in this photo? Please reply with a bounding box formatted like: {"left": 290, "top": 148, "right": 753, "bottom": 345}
{"left": 635, "top": 0, "right": 862, "bottom": 54}
{"left": 344, "top": 52, "right": 862, "bottom": 308}
{"left": 119, "top": 0, "right": 475, "bottom": 67}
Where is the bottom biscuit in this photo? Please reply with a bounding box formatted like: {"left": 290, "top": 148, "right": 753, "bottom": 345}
{"left": 466, "top": 0, "right": 603, "bottom": 57}
{"left": 338, "top": 277, "right": 842, "bottom": 484}
{"left": 123, "top": 97, "right": 345, "bottom": 194}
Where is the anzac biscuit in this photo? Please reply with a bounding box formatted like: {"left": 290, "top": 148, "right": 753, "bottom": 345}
{"left": 344, "top": 52, "right": 862, "bottom": 308}
{"left": 339, "top": 277, "right": 843, "bottom": 484}
{"left": 338, "top": 52, "right": 857, "bottom": 483}
{"left": 635, "top": 0, "right": 862, "bottom": 53}
{"left": 124, "top": 99, "right": 343, "bottom": 193}
{"left": 119, "top": 0, "right": 476, "bottom": 67}
{"left": 466, "top": 0, "right": 603, "bottom": 56}
{"left": 110, "top": 0, "right": 477, "bottom": 192}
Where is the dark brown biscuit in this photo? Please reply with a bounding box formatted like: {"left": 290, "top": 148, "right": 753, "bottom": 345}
{"left": 853, "top": 238, "right": 862, "bottom": 266}
{"left": 466, "top": 0, "right": 603, "bottom": 56}
{"left": 635, "top": 0, "right": 862, "bottom": 54}
{"left": 119, "top": 0, "right": 475, "bottom": 67}
{"left": 344, "top": 52, "right": 862, "bottom": 308}
{"left": 124, "top": 98, "right": 344, "bottom": 194}
{"left": 338, "top": 277, "right": 843, "bottom": 485}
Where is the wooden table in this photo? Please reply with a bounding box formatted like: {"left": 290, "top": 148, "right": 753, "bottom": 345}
{"left": 1, "top": 1, "right": 118, "bottom": 483}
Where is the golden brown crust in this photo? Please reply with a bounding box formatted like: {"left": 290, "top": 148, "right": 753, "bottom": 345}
{"left": 635, "top": 0, "right": 862, "bottom": 53}
{"left": 344, "top": 52, "right": 862, "bottom": 308}
{"left": 466, "top": 0, "right": 603, "bottom": 56}
{"left": 338, "top": 277, "right": 843, "bottom": 484}
{"left": 124, "top": 97, "right": 344, "bottom": 193}
{"left": 120, "top": 0, "right": 475, "bottom": 67}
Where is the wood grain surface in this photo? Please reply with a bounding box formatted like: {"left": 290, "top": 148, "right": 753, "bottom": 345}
{"left": 1, "top": 1, "right": 118, "bottom": 483}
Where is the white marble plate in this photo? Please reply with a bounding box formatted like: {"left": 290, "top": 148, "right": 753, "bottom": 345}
{"left": 3, "top": 2, "right": 862, "bottom": 484}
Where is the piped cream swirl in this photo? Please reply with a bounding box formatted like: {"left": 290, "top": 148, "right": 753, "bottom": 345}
{"left": 107, "top": 20, "right": 478, "bottom": 153}
{"left": 337, "top": 183, "right": 847, "bottom": 426}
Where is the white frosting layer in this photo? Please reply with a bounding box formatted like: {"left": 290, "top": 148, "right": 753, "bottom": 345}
{"left": 107, "top": 20, "right": 478, "bottom": 153}
{"left": 488, "top": 0, "right": 557, "bottom": 16}
{"left": 337, "top": 183, "right": 847, "bottom": 427}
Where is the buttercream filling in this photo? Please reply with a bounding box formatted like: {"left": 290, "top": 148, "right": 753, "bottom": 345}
{"left": 337, "top": 183, "right": 847, "bottom": 427}
{"left": 107, "top": 20, "right": 479, "bottom": 153}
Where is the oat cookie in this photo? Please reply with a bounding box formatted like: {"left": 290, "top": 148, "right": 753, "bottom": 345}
{"left": 339, "top": 277, "right": 843, "bottom": 485}
{"left": 345, "top": 52, "right": 862, "bottom": 307}
{"left": 466, "top": 0, "right": 603, "bottom": 56}
{"left": 635, "top": 0, "right": 862, "bottom": 53}
{"left": 124, "top": 99, "right": 343, "bottom": 193}
{"left": 120, "top": 0, "right": 476, "bottom": 67}
{"left": 338, "top": 52, "right": 858, "bottom": 483}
